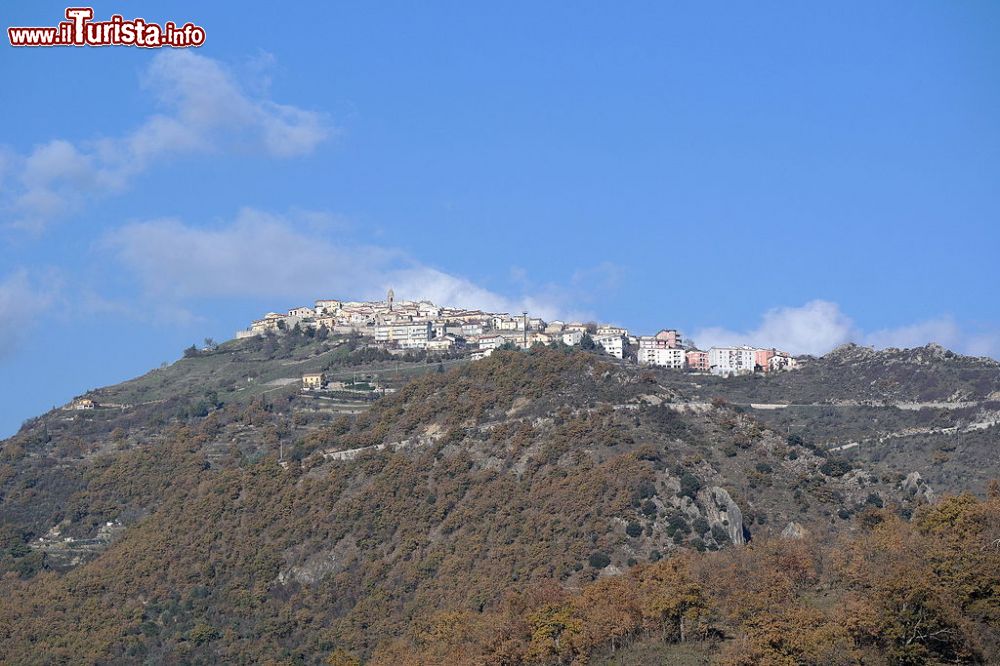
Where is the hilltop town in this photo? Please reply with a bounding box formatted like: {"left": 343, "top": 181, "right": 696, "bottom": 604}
{"left": 235, "top": 289, "right": 799, "bottom": 376}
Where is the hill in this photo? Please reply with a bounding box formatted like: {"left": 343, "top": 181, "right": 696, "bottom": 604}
{"left": 0, "top": 338, "right": 998, "bottom": 663}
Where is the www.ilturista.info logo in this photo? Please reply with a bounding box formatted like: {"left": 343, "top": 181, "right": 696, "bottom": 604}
{"left": 8, "top": 7, "right": 205, "bottom": 48}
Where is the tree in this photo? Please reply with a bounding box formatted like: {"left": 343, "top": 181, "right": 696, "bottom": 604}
{"left": 589, "top": 552, "right": 611, "bottom": 569}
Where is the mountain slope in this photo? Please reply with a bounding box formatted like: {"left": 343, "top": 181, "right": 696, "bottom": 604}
{"left": 0, "top": 341, "right": 997, "bottom": 663}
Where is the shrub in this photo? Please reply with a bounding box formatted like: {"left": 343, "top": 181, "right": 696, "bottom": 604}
{"left": 625, "top": 521, "right": 643, "bottom": 538}
{"left": 692, "top": 517, "right": 710, "bottom": 535}
{"left": 635, "top": 480, "right": 657, "bottom": 499}
{"left": 588, "top": 551, "right": 611, "bottom": 569}
{"left": 667, "top": 514, "right": 690, "bottom": 534}
{"left": 819, "top": 458, "right": 853, "bottom": 477}
{"left": 679, "top": 472, "right": 702, "bottom": 499}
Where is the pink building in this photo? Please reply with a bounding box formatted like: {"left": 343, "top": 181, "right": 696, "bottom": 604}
{"left": 754, "top": 348, "right": 775, "bottom": 372}
{"left": 686, "top": 350, "right": 709, "bottom": 371}
{"left": 654, "top": 329, "right": 683, "bottom": 348}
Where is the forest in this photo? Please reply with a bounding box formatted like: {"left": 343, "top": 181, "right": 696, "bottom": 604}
{"left": 0, "top": 346, "right": 998, "bottom": 664}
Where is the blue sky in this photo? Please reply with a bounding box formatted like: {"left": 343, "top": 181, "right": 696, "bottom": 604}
{"left": 1, "top": 1, "right": 999, "bottom": 437}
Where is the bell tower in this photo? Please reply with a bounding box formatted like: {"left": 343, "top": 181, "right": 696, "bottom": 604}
{"left": 387, "top": 288, "right": 394, "bottom": 311}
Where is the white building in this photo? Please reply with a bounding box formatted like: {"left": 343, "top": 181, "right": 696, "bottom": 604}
{"left": 562, "top": 330, "right": 584, "bottom": 346}
{"left": 374, "top": 322, "right": 432, "bottom": 345}
{"left": 478, "top": 334, "right": 506, "bottom": 351}
{"left": 769, "top": 352, "right": 799, "bottom": 372}
{"left": 708, "top": 346, "right": 757, "bottom": 376}
{"left": 597, "top": 325, "right": 629, "bottom": 338}
{"left": 638, "top": 347, "right": 686, "bottom": 369}
{"left": 593, "top": 334, "right": 625, "bottom": 359}
{"left": 426, "top": 336, "right": 456, "bottom": 351}
{"left": 288, "top": 306, "right": 315, "bottom": 318}
{"left": 495, "top": 317, "right": 524, "bottom": 331}
{"left": 461, "top": 323, "right": 485, "bottom": 337}
{"left": 314, "top": 299, "right": 341, "bottom": 315}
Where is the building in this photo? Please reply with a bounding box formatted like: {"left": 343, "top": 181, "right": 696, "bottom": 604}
{"left": 426, "top": 336, "right": 456, "bottom": 351}
{"left": 478, "top": 334, "right": 506, "bottom": 351}
{"left": 639, "top": 346, "right": 686, "bottom": 369}
{"left": 302, "top": 373, "right": 324, "bottom": 390}
{"left": 461, "top": 322, "right": 485, "bottom": 337}
{"left": 655, "top": 329, "right": 683, "bottom": 348}
{"left": 638, "top": 329, "right": 683, "bottom": 351}
{"left": 520, "top": 332, "right": 552, "bottom": 348}
{"left": 562, "top": 330, "right": 584, "bottom": 346}
{"left": 593, "top": 334, "right": 625, "bottom": 359}
{"left": 769, "top": 352, "right": 799, "bottom": 372}
{"left": 495, "top": 317, "right": 524, "bottom": 331}
{"left": 288, "top": 306, "right": 314, "bottom": 318}
{"left": 708, "top": 346, "right": 757, "bottom": 376}
{"left": 249, "top": 312, "right": 291, "bottom": 335}
{"left": 374, "top": 321, "right": 432, "bottom": 345}
{"left": 686, "top": 350, "right": 710, "bottom": 372}
{"left": 754, "top": 348, "right": 776, "bottom": 372}
{"left": 314, "top": 299, "right": 341, "bottom": 315}
{"left": 67, "top": 398, "right": 95, "bottom": 410}
{"left": 597, "top": 325, "right": 629, "bottom": 338}
{"left": 545, "top": 320, "right": 566, "bottom": 334}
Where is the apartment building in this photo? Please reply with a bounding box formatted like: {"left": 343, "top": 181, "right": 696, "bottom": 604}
{"left": 708, "top": 346, "right": 757, "bottom": 376}
{"left": 639, "top": 346, "right": 686, "bottom": 369}
{"left": 374, "top": 321, "right": 433, "bottom": 344}
{"left": 686, "top": 349, "right": 710, "bottom": 372}
{"left": 593, "top": 334, "right": 625, "bottom": 359}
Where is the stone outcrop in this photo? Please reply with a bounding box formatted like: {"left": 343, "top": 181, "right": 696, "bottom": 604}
{"left": 781, "top": 521, "right": 807, "bottom": 540}
{"left": 698, "top": 486, "right": 745, "bottom": 545}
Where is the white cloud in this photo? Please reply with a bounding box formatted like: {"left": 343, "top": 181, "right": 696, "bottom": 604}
{"left": 103, "top": 208, "right": 586, "bottom": 323}
{"left": 862, "top": 317, "right": 962, "bottom": 351}
{"left": 0, "top": 270, "right": 58, "bottom": 359}
{"left": 693, "top": 300, "right": 1000, "bottom": 359}
{"left": 693, "top": 300, "right": 857, "bottom": 356}
{"left": 3, "top": 51, "right": 330, "bottom": 231}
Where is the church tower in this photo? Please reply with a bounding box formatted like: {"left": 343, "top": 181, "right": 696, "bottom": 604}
{"left": 387, "top": 288, "right": 394, "bottom": 311}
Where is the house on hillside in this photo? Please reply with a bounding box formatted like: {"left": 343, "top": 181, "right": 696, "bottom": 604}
{"left": 302, "top": 373, "right": 325, "bottom": 390}
{"left": 66, "top": 398, "right": 96, "bottom": 410}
